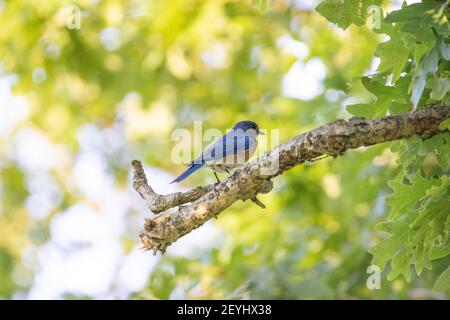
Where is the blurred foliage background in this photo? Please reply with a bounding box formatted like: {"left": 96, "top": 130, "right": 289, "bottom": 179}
{"left": 0, "top": 0, "right": 448, "bottom": 299}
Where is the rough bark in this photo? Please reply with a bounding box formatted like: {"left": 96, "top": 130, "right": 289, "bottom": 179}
{"left": 132, "top": 105, "right": 450, "bottom": 254}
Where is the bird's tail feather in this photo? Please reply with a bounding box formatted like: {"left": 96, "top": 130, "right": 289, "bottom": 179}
{"left": 170, "top": 163, "right": 204, "bottom": 184}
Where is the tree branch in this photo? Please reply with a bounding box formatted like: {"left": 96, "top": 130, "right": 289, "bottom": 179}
{"left": 132, "top": 160, "right": 214, "bottom": 213}
{"left": 132, "top": 105, "right": 450, "bottom": 254}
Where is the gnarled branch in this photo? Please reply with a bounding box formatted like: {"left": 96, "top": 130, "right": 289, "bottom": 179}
{"left": 133, "top": 105, "right": 450, "bottom": 254}
{"left": 132, "top": 161, "right": 214, "bottom": 213}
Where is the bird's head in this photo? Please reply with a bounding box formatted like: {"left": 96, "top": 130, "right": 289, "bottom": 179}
{"left": 232, "top": 121, "right": 264, "bottom": 136}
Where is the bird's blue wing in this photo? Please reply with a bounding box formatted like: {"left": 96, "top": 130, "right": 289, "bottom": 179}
{"left": 201, "top": 132, "right": 255, "bottom": 163}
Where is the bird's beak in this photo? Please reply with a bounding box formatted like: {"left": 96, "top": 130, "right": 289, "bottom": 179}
{"left": 259, "top": 131, "right": 265, "bottom": 135}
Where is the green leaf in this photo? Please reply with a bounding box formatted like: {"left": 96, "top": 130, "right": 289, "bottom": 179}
{"left": 372, "top": 171, "right": 450, "bottom": 282}
{"left": 417, "top": 134, "right": 444, "bottom": 156}
{"left": 376, "top": 36, "right": 409, "bottom": 82}
{"left": 389, "top": 101, "right": 410, "bottom": 114}
{"left": 370, "top": 231, "right": 407, "bottom": 270}
{"left": 420, "top": 48, "right": 440, "bottom": 75}
{"left": 384, "top": 2, "right": 439, "bottom": 23}
{"left": 430, "top": 75, "right": 450, "bottom": 100}
{"left": 393, "top": 135, "right": 450, "bottom": 181}
{"left": 439, "top": 119, "right": 450, "bottom": 131}
{"left": 346, "top": 103, "right": 381, "bottom": 118}
{"left": 388, "top": 248, "right": 411, "bottom": 281}
{"left": 386, "top": 174, "right": 437, "bottom": 220}
{"left": 430, "top": 241, "right": 450, "bottom": 260}
{"left": 373, "top": 1, "right": 450, "bottom": 110}
{"left": 346, "top": 74, "right": 411, "bottom": 117}
{"left": 410, "top": 77, "right": 426, "bottom": 108}
{"left": 433, "top": 266, "right": 450, "bottom": 293}
{"left": 384, "top": 2, "right": 449, "bottom": 49}
{"left": 436, "top": 136, "right": 450, "bottom": 170}
{"left": 412, "top": 241, "right": 432, "bottom": 275}
{"left": 411, "top": 48, "right": 439, "bottom": 108}
{"left": 316, "top": 0, "right": 382, "bottom": 30}
{"left": 413, "top": 43, "right": 430, "bottom": 71}
{"left": 438, "top": 37, "right": 450, "bottom": 60}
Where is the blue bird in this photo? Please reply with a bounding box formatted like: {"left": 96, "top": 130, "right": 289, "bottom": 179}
{"left": 170, "top": 121, "right": 264, "bottom": 184}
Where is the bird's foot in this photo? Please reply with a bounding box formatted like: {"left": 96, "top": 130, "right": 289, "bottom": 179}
{"left": 213, "top": 171, "right": 221, "bottom": 183}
